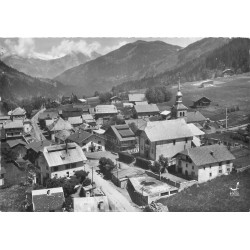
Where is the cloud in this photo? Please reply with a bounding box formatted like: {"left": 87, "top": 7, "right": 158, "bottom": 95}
{"left": 49, "top": 39, "right": 101, "bottom": 58}
{"left": 101, "top": 41, "right": 128, "bottom": 55}
{"left": 4, "top": 38, "right": 35, "bottom": 57}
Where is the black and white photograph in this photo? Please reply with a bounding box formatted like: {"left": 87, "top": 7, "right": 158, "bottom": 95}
{"left": 0, "top": 0, "right": 249, "bottom": 249}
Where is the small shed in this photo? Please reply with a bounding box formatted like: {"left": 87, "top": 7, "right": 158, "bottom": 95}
{"left": 192, "top": 97, "right": 211, "bottom": 108}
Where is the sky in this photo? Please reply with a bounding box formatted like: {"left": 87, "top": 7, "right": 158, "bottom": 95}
{"left": 0, "top": 37, "right": 202, "bottom": 60}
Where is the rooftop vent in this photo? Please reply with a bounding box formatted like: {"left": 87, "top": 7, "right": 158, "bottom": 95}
{"left": 210, "top": 150, "right": 214, "bottom": 156}
{"left": 47, "top": 190, "right": 51, "bottom": 196}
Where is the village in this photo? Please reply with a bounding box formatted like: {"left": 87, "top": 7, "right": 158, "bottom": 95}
{"left": 1, "top": 74, "right": 249, "bottom": 212}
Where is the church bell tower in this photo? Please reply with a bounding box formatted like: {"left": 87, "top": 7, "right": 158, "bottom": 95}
{"left": 171, "top": 73, "right": 188, "bottom": 120}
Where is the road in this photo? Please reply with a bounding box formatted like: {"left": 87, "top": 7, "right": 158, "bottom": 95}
{"left": 85, "top": 162, "right": 139, "bottom": 212}
{"left": 31, "top": 108, "right": 46, "bottom": 141}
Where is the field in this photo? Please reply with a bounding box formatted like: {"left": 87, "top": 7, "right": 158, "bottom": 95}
{"left": 158, "top": 171, "right": 250, "bottom": 212}
{"left": 0, "top": 185, "right": 27, "bottom": 211}
{"left": 130, "top": 75, "right": 250, "bottom": 126}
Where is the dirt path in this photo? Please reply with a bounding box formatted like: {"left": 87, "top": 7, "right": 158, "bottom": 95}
{"left": 85, "top": 162, "right": 139, "bottom": 212}
{"left": 31, "top": 108, "right": 46, "bottom": 141}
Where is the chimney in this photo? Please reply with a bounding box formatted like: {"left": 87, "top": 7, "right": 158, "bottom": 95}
{"left": 210, "top": 150, "right": 214, "bottom": 156}
{"left": 47, "top": 190, "right": 51, "bottom": 196}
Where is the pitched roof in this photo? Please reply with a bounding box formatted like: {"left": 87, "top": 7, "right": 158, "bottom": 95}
{"left": 193, "top": 96, "right": 211, "bottom": 103}
{"left": 82, "top": 114, "right": 95, "bottom": 123}
{"left": 128, "top": 93, "right": 146, "bottom": 102}
{"left": 86, "top": 97, "right": 100, "bottom": 105}
{"left": 10, "top": 107, "right": 26, "bottom": 116}
{"left": 68, "top": 116, "right": 83, "bottom": 125}
{"left": 0, "top": 115, "right": 10, "bottom": 121}
{"left": 38, "top": 110, "right": 58, "bottom": 120}
{"left": 187, "top": 123, "right": 205, "bottom": 137}
{"left": 55, "top": 130, "right": 72, "bottom": 141}
{"left": 110, "top": 96, "right": 121, "bottom": 100}
{"left": 109, "top": 124, "right": 136, "bottom": 142}
{"left": 187, "top": 111, "right": 206, "bottom": 123}
{"left": 26, "top": 139, "right": 52, "bottom": 153}
{"left": 3, "top": 120, "right": 23, "bottom": 129}
{"left": 32, "top": 187, "right": 65, "bottom": 212}
{"left": 143, "top": 119, "right": 193, "bottom": 142}
{"left": 135, "top": 101, "right": 148, "bottom": 105}
{"left": 95, "top": 105, "right": 118, "bottom": 114}
{"left": 134, "top": 104, "right": 160, "bottom": 114}
{"left": 43, "top": 143, "right": 87, "bottom": 167}
{"left": 73, "top": 196, "right": 109, "bottom": 212}
{"left": 7, "top": 139, "right": 27, "bottom": 148}
{"left": 47, "top": 117, "right": 73, "bottom": 131}
{"left": 67, "top": 131, "right": 92, "bottom": 144}
{"left": 179, "top": 144, "right": 235, "bottom": 166}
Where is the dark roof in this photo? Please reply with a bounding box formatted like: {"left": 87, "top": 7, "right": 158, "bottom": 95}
{"left": 193, "top": 96, "right": 211, "bottom": 103}
{"left": 26, "top": 140, "right": 52, "bottom": 153}
{"left": 134, "top": 104, "right": 160, "bottom": 114}
{"left": 179, "top": 144, "right": 235, "bottom": 166}
{"left": 187, "top": 111, "right": 206, "bottom": 123}
{"left": 32, "top": 187, "right": 65, "bottom": 212}
{"left": 7, "top": 139, "right": 27, "bottom": 148}
{"left": 38, "top": 110, "right": 58, "bottom": 120}
{"left": 67, "top": 131, "right": 105, "bottom": 144}
{"left": 108, "top": 124, "right": 136, "bottom": 142}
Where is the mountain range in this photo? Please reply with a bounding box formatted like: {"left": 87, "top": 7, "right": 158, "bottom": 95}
{"left": 0, "top": 59, "right": 66, "bottom": 101}
{"left": 1, "top": 51, "right": 101, "bottom": 79}
{"left": 54, "top": 38, "right": 230, "bottom": 95}
{"left": 1, "top": 37, "right": 250, "bottom": 101}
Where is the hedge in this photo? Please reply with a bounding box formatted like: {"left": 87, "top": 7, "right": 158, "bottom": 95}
{"left": 118, "top": 151, "right": 135, "bottom": 164}
{"left": 135, "top": 157, "right": 152, "bottom": 169}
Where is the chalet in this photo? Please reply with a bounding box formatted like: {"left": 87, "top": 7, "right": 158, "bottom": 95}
{"left": 187, "top": 111, "right": 206, "bottom": 124}
{"left": 110, "top": 96, "right": 122, "bottom": 104}
{"left": 94, "top": 105, "right": 118, "bottom": 119}
{"left": 127, "top": 174, "right": 178, "bottom": 206}
{"left": 26, "top": 139, "right": 52, "bottom": 164}
{"left": 78, "top": 98, "right": 87, "bottom": 104}
{"left": 38, "top": 109, "right": 59, "bottom": 129}
{"left": 37, "top": 143, "right": 87, "bottom": 184}
{"left": 67, "top": 130, "right": 105, "bottom": 152}
{"left": 0, "top": 115, "right": 11, "bottom": 128}
{"left": 86, "top": 96, "right": 101, "bottom": 106}
{"left": 73, "top": 196, "right": 110, "bottom": 212}
{"left": 82, "top": 114, "right": 96, "bottom": 126}
{"left": 104, "top": 124, "right": 137, "bottom": 152}
{"left": 8, "top": 107, "right": 26, "bottom": 120}
{"left": 32, "top": 187, "right": 65, "bottom": 212}
{"left": 128, "top": 93, "right": 147, "bottom": 104}
{"left": 7, "top": 139, "right": 27, "bottom": 159}
{"left": 175, "top": 144, "right": 235, "bottom": 183}
{"left": 54, "top": 130, "right": 72, "bottom": 144}
{"left": 3, "top": 120, "right": 24, "bottom": 139}
{"left": 67, "top": 116, "right": 83, "bottom": 127}
{"left": 134, "top": 104, "right": 160, "bottom": 118}
{"left": 160, "top": 110, "right": 171, "bottom": 120}
{"left": 139, "top": 119, "right": 194, "bottom": 161}
{"left": 47, "top": 117, "right": 73, "bottom": 141}
{"left": 59, "top": 106, "right": 83, "bottom": 119}
{"left": 192, "top": 97, "right": 211, "bottom": 108}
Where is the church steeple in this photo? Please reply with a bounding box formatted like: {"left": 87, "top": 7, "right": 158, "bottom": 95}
{"left": 171, "top": 73, "right": 188, "bottom": 120}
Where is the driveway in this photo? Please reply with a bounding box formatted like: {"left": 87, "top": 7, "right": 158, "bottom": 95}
{"left": 85, "top": 162, "right": 139, "bottom": 212}
{"left": 31, "top": 108, "right": 46, "bottom": 141}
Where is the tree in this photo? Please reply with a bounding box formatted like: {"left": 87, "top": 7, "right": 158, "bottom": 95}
{"left": 99, "top": 157, "right": 115, "bottom": 179}
{"left": 128, "top": 122, "right": 138, "bottom": 134}
{"left": 145, "top": 86, "right": 172, "bottom": 103}
{"left": 2, "top": 147, "right": 18, "bottom": 163}
{"left": 99, "top": 92, "right": 113, "bottom": 103}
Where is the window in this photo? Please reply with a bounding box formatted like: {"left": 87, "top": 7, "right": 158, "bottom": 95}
{"left": 65, "top": 164, "right": 70, "bottom": 169}
{"left": 53, "top": 166, "right": 58, "bottom": 172}
{"left": 219, "top": 162, "right": 222, "bottom": 166}
{"left": 209, "top": 173, "right": 212, "bottom": 177}
{"left": 173, "top": 140, "right": 176, "bottom": 145}
{"left": 192, "top": 166, "right": 194, "bottom": 170}
{"left": 71, "top": 163, "right": 76, "bottom": 169}
{"left": 219, "top": 170, "right": 222, "bottom": 174}
{"left": 186, "top": 164, "right": 188, "bottom": 168}
{"left": 98, "top": 141, "right": 101, "bottom": 144}
{"left": 226, "top": 160, "right": 230, "bottom": 164}
{"left": 185, "top": 138, "right": 188, "bottom": 143}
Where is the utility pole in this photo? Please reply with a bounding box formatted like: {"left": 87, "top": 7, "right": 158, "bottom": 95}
{"left": 226, "top": 107, "right": 228, "bottom": 130}
{"left": 91, "top": 166, "right": 94, "bottom": 184}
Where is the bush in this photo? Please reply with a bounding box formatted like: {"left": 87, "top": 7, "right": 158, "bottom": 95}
{"left": 118, "top": 152, "right": 135, "bottom": 164}
{"left": 135, "top": 157, "right": 152, "bottom": 169}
